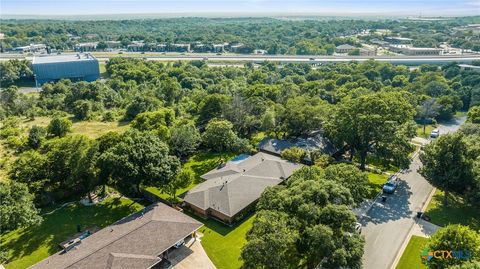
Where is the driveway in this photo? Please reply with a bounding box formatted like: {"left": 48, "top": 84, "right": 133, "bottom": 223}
{"left": 168, "top": 237, "right": 216, "bottom": 269}
{"left": 361, "top": 117, "right": 465, "bottom": 269}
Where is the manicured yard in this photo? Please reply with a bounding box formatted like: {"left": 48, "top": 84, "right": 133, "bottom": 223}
{"left": 416, "top": 124, "right": 435, "bottom": 139}
{"left": 367, "top": 171, "right": 389, "bottom": 198}
{"left": 19, "top": 117, "right": 130, "bottom": 139}
{"left": 425, "top": 190, "right": 480, "bottom": 230}
{"left": 99, "top": 63, "right": 107, "bottom": 78}
{"left": 146, "top": 151, "right": 237, "bottom": 203}
{"left": 189, "top": 214, "right": 254, "bottom": 269}
{"left": 1, "top": 197, "right": 144, "bottom": 269}
{"left": 396, "top": 235, "right": 428, "bottom": 269}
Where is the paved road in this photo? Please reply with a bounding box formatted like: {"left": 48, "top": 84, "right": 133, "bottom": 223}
{"left": 361, "top": 117, "right": 466, "bottom": 269}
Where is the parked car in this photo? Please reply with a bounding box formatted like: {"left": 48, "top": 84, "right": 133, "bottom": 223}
{"left": 382, "top": 177, "right": 399, "bottom": 194}
{"left": 430, "top": 129, "right": 440, "bottom": 138}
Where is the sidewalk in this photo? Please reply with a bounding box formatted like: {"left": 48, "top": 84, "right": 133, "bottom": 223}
{"left": 390, "top": 187, "right": 439, "bottom": 269}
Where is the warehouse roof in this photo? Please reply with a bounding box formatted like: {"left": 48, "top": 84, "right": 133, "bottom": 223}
{"left": 30, "top": 202, "right": 202, "bottom": 269}
{"left": 33, "top": 53, "right": 97, "bottom": 64}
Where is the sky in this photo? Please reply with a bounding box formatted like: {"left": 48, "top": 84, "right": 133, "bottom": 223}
{"left": 1, "top": 0, "right": 480, "bottom": 17}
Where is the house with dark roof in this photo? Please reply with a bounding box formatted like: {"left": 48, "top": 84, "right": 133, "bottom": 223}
{"left": 29, "top": 203, "right": 202, "bottom": 269}
{"left": 183, "top": 152, "right": 303, "bottom": 224}
{"left": 257, "top": 130, "right": 337, "bottom": 163}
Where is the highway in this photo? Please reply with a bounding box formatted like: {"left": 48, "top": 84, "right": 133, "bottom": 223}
{"left": 361, "top": 116, "right": 466, "bottom": 269}
{"left": 96, "top": 55, "right": 480, "bottom": 65}
{"left": 2, "top": 53, "right": 480, "bottom": 65}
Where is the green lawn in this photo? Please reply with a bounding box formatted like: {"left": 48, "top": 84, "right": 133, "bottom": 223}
{"left": 396, "top": 235, "right": 429, "bottom": 269}
{"left": 1, "top": 197, "right": 144, "bottom": 269}
{"left": 425, "top": 190, "right": 480, "bottom": 230}
{"left": 99, "top": 63, "right": 107, "bottom": 78}
{"left": 19, "top": 117, "right": 130, "bottom": 139}
{"left": 416, "top": 124, "right": 435, "bottom": 139}
{"left": 189, "top": 214, "right": 254, "bottom": 269}
{"left": 145, "top": 151, "right": 237, "bottom": 202}
{"left": 367, "top": 172, "right": 389, "bottom": 198}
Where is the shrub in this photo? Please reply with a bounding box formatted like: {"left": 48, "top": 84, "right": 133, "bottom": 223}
{"left": 281, "top": 147, "right": 307, "bottom": 163}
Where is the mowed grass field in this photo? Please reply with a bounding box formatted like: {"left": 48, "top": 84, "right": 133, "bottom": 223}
{"left": 367, "top": 171, "right": 389, "bottom": 198}
{"left": 19, "top": 116, "right": 129, "bottom": 139}
{"left": 416, "top": 124, "right": 435, "bottom": 139}
{"left": 396, "top": 235, "right": 428, "bottom": 269}
{"left": 1, "top": 197, "right": 145, "bottom": 269}
{"left": 186, "top": 213, "right": 254, "bottom": 269}
{"left": 425, "top": 190, "right": 480, "bottom": 230}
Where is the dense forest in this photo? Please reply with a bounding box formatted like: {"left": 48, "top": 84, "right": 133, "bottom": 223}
{"left": 1, "top": 16, "right": 480, "bottom": 53}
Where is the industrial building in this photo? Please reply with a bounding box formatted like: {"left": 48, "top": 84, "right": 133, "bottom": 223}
{"left": 388, "top": 45, "right": 443, "bottom": 56}
{"left": 32, "top": 54, "right": 100, "bottom": 86}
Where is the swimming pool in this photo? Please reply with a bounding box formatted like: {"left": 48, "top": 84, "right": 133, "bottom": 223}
{"left": 229, "top": 154, "right": 250, "bottom": 164}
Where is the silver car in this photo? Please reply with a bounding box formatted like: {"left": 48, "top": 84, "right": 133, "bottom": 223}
{"left": 430, "top": 129, "right": 440, "bottom": 138}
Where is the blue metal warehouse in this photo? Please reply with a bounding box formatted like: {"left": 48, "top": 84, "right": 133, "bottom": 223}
{"left": 32, "top": 54, "right": 100, "bottom": 86}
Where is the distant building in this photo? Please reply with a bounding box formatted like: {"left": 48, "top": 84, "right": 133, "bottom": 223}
{"left": 156, "top": 44, "right": 167, "bottom": 52}
{"left": 385, "top": 36, "right": 413, "bottom": 45}
{"left": 389, "top": 45, "right": 443, "bottom": 56}
{"left": 127, "top": 41, "right": 145, "bottom": 52}
{"left": 212, "top": 44, "right": 225, "bottom": 53}
{"left": 75, "top": 42, "right": 98, "bottom": 52}
{"left": 32, "top": 54, "right": 100, "bottom": 86}
{"left": 230, "top": 43, "right": 245, "bottom": 53}
{"left": 0, "top": 33, "right": 5, "bottom": 40}
{"left": 458, "top": 64, "right": 480, "bottom": 72}
{"left": 360, "top": 48, "right": 376, "bottom": 56}
{"left": 12, "top": 43, "right": 47, "bottom": 54}
{"left": 106, "top": 41, "right": 122, "bottom": 49}
{"left": 253, "top": 49, "right": 268, "bottom": 55}
{"left": 193, "top": 42, "right": 208, "bottom": 52}
{"left": 371, "top": 39, "right": 389, "bottom": 47}
{"left": 170, "top": 43, "right": 191, "bottom": 53}
{"left": 335, "top": 44, "right": 357, "bottom": 54}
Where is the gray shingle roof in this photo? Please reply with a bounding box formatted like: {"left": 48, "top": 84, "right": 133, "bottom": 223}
{"left": 257, "top": 131, "right": 337, "bottom": 157}
{"left": 184, "top": 152, "right": 303, "bottom": 217}
{"left": 29, "top": 202, "right": 202, "bottom": 269}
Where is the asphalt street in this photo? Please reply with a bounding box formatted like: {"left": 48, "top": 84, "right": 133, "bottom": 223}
{"left": 361, "top": 117, "right": 466, "bottom": 269}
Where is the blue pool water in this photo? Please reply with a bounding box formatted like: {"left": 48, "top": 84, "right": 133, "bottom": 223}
{"left": 230, "top": 154, "right": 250, "bottom": 164}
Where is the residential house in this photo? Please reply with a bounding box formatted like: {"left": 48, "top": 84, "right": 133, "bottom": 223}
{"left": 183, "top": 152, "right": 303, "bottom": 224}
{"left": 30, "top": 202, "right": 202, "bottom": 269}
{"left": 257, "top": 130, "right": 338, "bottom": 163}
